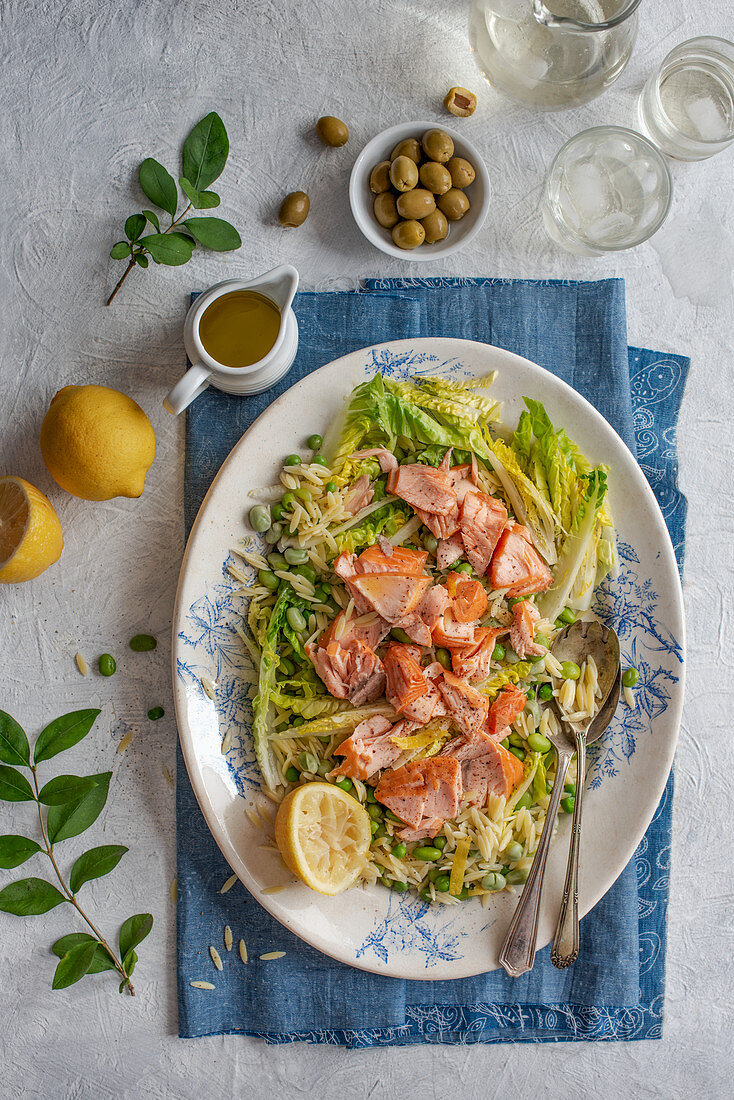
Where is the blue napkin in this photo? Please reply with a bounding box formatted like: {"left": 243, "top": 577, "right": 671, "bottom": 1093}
{"left": 178, "top": 277, "right": 688, "bottom": 1044}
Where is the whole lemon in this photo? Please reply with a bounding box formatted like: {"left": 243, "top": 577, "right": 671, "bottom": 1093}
{"left": 40, "top": 385, "right": 155, "bottom": 501}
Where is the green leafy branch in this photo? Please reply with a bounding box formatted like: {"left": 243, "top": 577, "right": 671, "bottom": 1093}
{"left": 0, "top": 709, "right": 152, "bottom": 995}
{"left": 107, "top": 112, "right": 242, "bottom": 305}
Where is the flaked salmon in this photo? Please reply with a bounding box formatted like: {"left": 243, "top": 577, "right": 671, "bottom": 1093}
{"left": 356, "top": 544, "right": 427, "bottom": 576}
{"left": 451, "top": 625, "right": 507, "bottom": 681}
{"left": 485, "top": 684, "right": 527, "bottom": 739}
{"left": 343, "top": 473, "right": 374, "bottom": 515}
{"left": 490, "top": 521, "right": 553, "bottom": 597}
{"left": 332, "top": 715, "right": 402, "bottom": 780}
{"left": 391, "top": 463, "right": 457, "bottom": 515}
{"left": 415, "top": 503, "right": 461, "bottom": 541}
{"left": 459, "top": 490, "right": 508, "bottom": 576}
{"left": 307, "top": 638, "right": 385, "bottom": 706}
{"left": 353, "top": 447, "right": 399, "bottom": 474}
{"left": 431, "top": 609, "right": 477, "bottom": 650}
{"left": 510, "top": 599, "right": 546, "bottom": 659}
{"left": 438, "top": 668, "right": 489, "bottom": 740}
{"left": 376, "top": 756, "right": 462, "bottom": 834}
{"left": 445, "top": 572, "right": 488, "bottom": 623}
{"left": 383, "top": 643, "right": 446, "bottom": 724}
{"left": 318, "top": 609, "right": 390, "bottom": 653}
{"left": 349, "top": 573, "right": 432, "bottom": 623}
{"left": 462, "top": 738, "right": 525, "bottom": 804}
{"left": 436, "top": 532, "right": 465, "bottom": 569}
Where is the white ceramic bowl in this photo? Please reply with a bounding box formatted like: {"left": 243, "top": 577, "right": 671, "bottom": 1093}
{"left": 349, "top": 121, "right": 491, "bottom": 261}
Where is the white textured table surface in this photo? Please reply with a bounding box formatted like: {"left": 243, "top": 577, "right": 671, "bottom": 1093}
{"left": 1, "top": 1, "right": 732, "bottom": 1096}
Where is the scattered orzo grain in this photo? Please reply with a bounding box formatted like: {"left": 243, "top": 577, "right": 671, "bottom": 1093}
{"left": 259, "top": 951, "right": 286, "bottom": 961}
{"left": 74, "top": 652, "right": 88, "bottom": 676}
{"left": 190, "top": 981, "right": 215, "bottom": 990}
{"left": 220, "top": 873, "right": 238, "bottom": 894}
{"left": 224, "top": 925, "right": 233, "bottom": 952}
{"left": 116, "top": 731, "right": 135, "bottom": 754}
{"left": 209, "top": 945, "right": 223, "bottom": 971}
{"left": 238, "top": 940, "right": 248, "bottom": 964}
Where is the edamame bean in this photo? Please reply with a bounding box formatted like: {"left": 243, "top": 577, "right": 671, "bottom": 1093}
{"left": 423, "top": 533, "right": 438, "bottom": 555}
{"left": 317, "top": 760, "right": 331, "bottom": 777}
{"left": 325, "top": 481, "right": 337, "bottom": 493}
{"left": 420, "top": 887, "right": 432, "bottom": 901}
{"left": 435, "top": 647, "right": 452, "bottom": 670}
{"left": 492, "top": 643, "right": 505, "bottom": 662}
{"left": 311, "top": 455, "right": 328, "bottom": 466}
{"left": 295, "top": 563, "right": 317, "bottom": 583}
{"left": 508, "top": 731, "right": 524, "bottom": 748}
{"left": 481, "top": 872, "right": 506, "bottom": 891}
{"left": 98, "top": 653, "right": 116, "bottom": 677}
{"left": 267, "top": 552, "right": 288, "bottom": 571}
{"left": 292, "top": 716, "right": 305, "bottom": 728}
{"left": 147, "top": 706, "right": 164, "bottom": 720}
{"left": 454, "top": 561, "right": 473, "bottom": 574}
{"left": 370, "top": 820, "right": 379, "bottom": 836}
{"left": 561, "top": 660, "right": 581, "bottom": 680}
{"left": 249, "top": 504, "right": 271, "bottom": 532}
{"left": 508, "top": 745, "right": 525, "bottom": 761}
{"left": 285, "top": 766, "right": 300, "bottom": 783}
{"left": 432, "top": 836, "right": 446, "bottom": 850}
{"left": 258, "top": 569, "right": 279, "bottom": 591}
{"left": 368, "top": 803, "right": 382, "bottom": 820}
{"left": 427, "top": 867, "right": 443, "bottom": 883}
{"left": 284, "top": 547, "right": 309, "bottom": 565}
{"left": 435, "top": 875, "right": 451, "bottom": 893}
{"left": 528, "top": 732, "right": 551, "bottom": 753}
{"left": 279, "top": 656, "right": 295, "bottom": 676}
{"left": 298, "top": 751, "right": 319, "bottom": 773}
{"left": 335, "top": 777, "right": 353, "bottom": 792}
{"left": 564, "top": 782, "right": 576, "bottom": 795}
{"left": 285, "top": 453, "right": 301, "bottom": 466}
{"left": 366, "top": 786, "right": 377, "bottom": 803}
{"left": 506, "top": 867, "right": 529, "bottom": 885}
{"left": 264, "top": 522, "right": 283, "bottom": 544}
{"left": 561, "top": 795, "right": 575, "bottom": 814}
{"left": 294, "top": 487, "right": 312, "bottom": 503}
{"left": 392, "top": 842, "right": 406, "bottom": 858}
{"left": 528, "top": 651, "right": 545, "bottom": 663}
{"left": 373, "top": 823, "right": 387, "bottom": 838}
{"left": 281, "top": 491, "right": 296, "bottom": 509}
{"left": 286, "top": 607, "right": 307, "bottom": 632}
{"left": 413, "top": 846, "right": 441, "bottom": 861}
{"left": 514, "top": 792, "right": 532, "bottom": 811}
{"left": 385, "top": 810, "right": 402, "bottom": 823}
{"left": 390, "top": 627, "right": 412, "bottom": 644}
{"left": 271, "top": 502, "right": 284, "bottom": 522}
{"left": 622, "top": 666, "right": 639, "bottom": 687}
{"left": 559, "top": 607, "right": 576, "bottom": 624}
{"left": 306, "top": 434, "right": 323, "bottom": 450}
{"left": 538, "top": 682, "right": 553, "bottom": 701}
{"left": 129, "top": 633, "right": 156, "bottom": 652}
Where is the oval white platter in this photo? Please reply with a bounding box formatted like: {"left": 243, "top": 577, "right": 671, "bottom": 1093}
{"left": 172, "top": 338, "right": 685, "bottom": 980}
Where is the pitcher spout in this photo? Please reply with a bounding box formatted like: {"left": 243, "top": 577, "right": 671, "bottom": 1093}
{"left": 254, "top": 264, "right": 299, "bottom": 314}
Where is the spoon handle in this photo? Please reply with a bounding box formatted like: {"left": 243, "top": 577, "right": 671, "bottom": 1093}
{"left": 499, "top": 747, "right": 573, "bottom": 977}
{"left": 551, "top": 733, "right": 586, "bottom": 968}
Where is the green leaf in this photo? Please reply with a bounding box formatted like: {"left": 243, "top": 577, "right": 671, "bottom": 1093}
{"left": 47, "top": 771, "right": 111, "bottom": 844}
{"left": 0, "top": 877, "right": 67, "bottom": 915}
{"left": 183, "top": 217, "right": 241, "bottom": 252}
{"left": 34, "top": 708, "right": 101, "bottom": 764}
{"left": 0, "top": 765, "right": 35, "bottom": 802}
{"left": 110, "top": 241, "right": 131, "bottom": 260}
{"left": 0, "top": 711, "right": 30, "bottom": 766}
{"left": 38, "top": 774, "right": 99, "bottom": 806}
{"left": 119, "top": 912, "right": 153, "bottom": 959}
{"left": 178, "top": 176, "right": 198, "bottom": 205}
{"left": 179, "top": 178, "right": 221, "bottom": 210}
{"left": 140, "top": 232, "right": 195, "bottom": 266}
{"left": 197, "top": 190, "right": 220, "bottom": 209}
{"left": 142, "top": 209, "right": 160, "bottom": 230}
{"left": 69, "top": 844, "right": 128, "bottom": 894}
{"left": 139, "top": 157, "right": 178, "bottom": 217}
{"left": 122, "top": 948, "right": 138, "bottom": 976}
{"left": 52, "top": 939, "right": 97, "bottom": 989}
{"left": 124, "top": 213, "right": 146, "bottom": 241}
{"left": 135, "top": 253, "right": 149, "bottom": 268}
{"left": 52, "top": 933, "right": 117, "bottom": 973}
{"left": 0, "top": 835, "right": 42, "bottom": 869}
{"left": 181, "top": 112, "right": 229, "bottom": 191}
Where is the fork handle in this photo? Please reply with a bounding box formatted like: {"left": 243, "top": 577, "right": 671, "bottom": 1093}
{"left": 499, "top": 747, "right": 574, "bottom": 977}
{"left": 551, "top": 734, "right": 586, "bottom": 968}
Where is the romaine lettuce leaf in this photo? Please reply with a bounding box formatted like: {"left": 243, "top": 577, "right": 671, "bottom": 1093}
{"left": 252, "top": 589, "right": 291, "bottom": 789}
{"left": 483, "top": 437, "right": 558, "bottom": 564}
{"left": 273, "top": 702, "right": 398, "bottom": 739}
{"left": 536, "top": 468, "right": 608, "bottom": 622}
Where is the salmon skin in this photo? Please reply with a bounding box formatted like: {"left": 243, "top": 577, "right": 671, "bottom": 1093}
{"left": 490, "top": 521, "right": 553, "bottom": 597}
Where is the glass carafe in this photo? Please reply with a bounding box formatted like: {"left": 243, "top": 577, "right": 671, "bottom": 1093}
{"left": 469, "top": 0, "right": 641, "bottom": 110}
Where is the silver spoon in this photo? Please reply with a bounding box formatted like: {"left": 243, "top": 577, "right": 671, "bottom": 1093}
{"left": 498, "top": 620, "right": 620, "bottom": 978}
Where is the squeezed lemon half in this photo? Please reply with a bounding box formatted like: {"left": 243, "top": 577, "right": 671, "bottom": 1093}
{"left": 0, "top": 476, "right": 64, "bottom": 584}
{"left": 274, "top": 782, "right": 371, "bottom": 895}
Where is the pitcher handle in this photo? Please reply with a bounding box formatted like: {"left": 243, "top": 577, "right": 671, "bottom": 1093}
{"left": 163, "top": 363, "right": 212, "bottom": 415}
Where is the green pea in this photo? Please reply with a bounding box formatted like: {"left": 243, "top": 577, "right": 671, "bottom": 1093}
{"left": 284, "top": 547, "right": 309, "bottom": 566}
{"left": 514, "top": 791, "right": 532, "bottom": 811}
{"left": 385, "top": 810, "right": 402, "bottom": 824}
{"left": 311, "top": 455, "right": 328, "bottom": 466}
{"left": 325, "top": 481, "right": 337, "bottom": 493}
{"left": 528, "top": 732, "right": 551, "bottom": 753}
{"left": 373, "top": 823, "right": 387, "bottom": 838}
{"left": 264, "top": 522, "right": 283, "bottom": 544}
{"left": 392, "top": 880, "right": 409, "bottom": 892}
{"left": 413, "top": 846, "right": 442, "bottom": 861}
{"left": 481, "top": 872, "right": 506, "bottom": 891}
{"left": 366, "top": 786, "right": 377, "bottom": 803}
{"left": 454, "top": 562, "right": 473, "bottom": 574}
{"left": 423, "top": 533, "right": 438, "bottom": 555}
{"left": 435, "top": 647, "right": 452, "bottom": 670}
{"left": 528, "top": 651, "right": 545, "bottom": 663}
{"left": 420, "top": 887, "right": 432, "bottom": 901}
{"left": 390, "top": 627, "right": 413, "bottom": 644}
{"left": 282, "top": 491, "right": 296, "bottom": 509}
{"left": 434, "top": 874, "right": 451, "bottom": 893}
{"left": 285, "top": 766, "right": 300, "bottom": 783}
{"left": 298, "top": 751, "right": 319, "bottom": 773}
{"left": 392, "top": 841, "right": 407, "bottom": 858}
{"left": 306, "top": 434, "right": 323, "bottom": 450}
{"left": 561, "top": 795, "right": 575, "bottom": 814}
{"left": 295, "top": 563, "right": 318, "bottom": 583}
{"left": 561, "top": 660, "right": 581, "bottom": 680}
{"left": 432, "top": 836, "right": 446, "bottom": 850}
{"left": 147, "top": 706, "right": 164, "bottom": 721}
{"left": 506, "top": 868, "right": 529, "bottom": 885}
{"left": 559, "top": 607, "right": 576, "bottom": 624}
{"left": 368, "top": 803, "right": 383, "bottom": 820}
{"left": 267, "top": 552, "right": 288, "bottom": 571}
{"left": 335, "top": 777, "right": 353, "bottom": 792}
{"left": 564, "top": 781, "right": 576, "bottom": 795}
{"left": 370, "top": 820, "right": 380, "bottom": 836}
{"left": 286, "top": 607, "right": 307, "bottom": 632}
{"left": 98, "top": 653, "right": 116, "bottom": 677}
{"left": 271, "top": 502, "right": 285, "bottom": 522}
{"left": 294, "top": 487, "right": 312, "bottom": 503}
{"left": 508, "top": 745, "right": 525, "bottom": 762}
{"left": 622, "top": 667, "right": 639, "bottom": 687}
{"left": 129, "top": 634, "right": 156, "bottom": 652}
{"left": 292, "top": 716, "right": 305, "bottom": 728}
{"left": 508, "top": 731, "right": 524, "bottom": 748}
{"left": 249, "top": 504, "right": 272, "bottom": 532}
{"left": 427, "top": 867, "right": 443, "bottom": 883}
{"left": 258, "top": 569, "right": 279, "bottom": 591}
{"left": 285, "top": 453, "right": 301, "bottom": 467}
{"left": 492, "top": 643, "right": 505, "bottom": 661}
{"left": 538, "top": 682, "right": 553, "bottom": 701}
{"left": 315, "top": 583, "right": 332, "bottom": 602}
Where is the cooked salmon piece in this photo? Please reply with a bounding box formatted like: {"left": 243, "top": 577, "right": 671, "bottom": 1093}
{"left": 377, "top": 757, "right": 462, "bottom": 834}
{"left": 353, "top": 447, "right": 399, "bottom": 474}
{"left": 415, "top": 503, "right": 461, "bottom": 541}
{"left": 462, "top": 739, "right": 525, "bottom": 805}
{"left": 438, "top": 669, "right": 489, "bottom": 740}
{"left": 384, "top": 643, "right": 430, "bottom": 712}
{"left": 485, "top": 684, "right": 528, "bottom": 739}
{"left": 343, "top": 473, "right": 374, "bottom": 515}
{"left": 459, "top": 491, "right": 508, "bottom": 576}
{"left": 318, "top": 609, "right": 390, "bottom": 652}
{"left": 308, "top": 638, "right": 386, "bottom": 705}
{"left": 451, "top": 626, "right": 508, "bottom": 681}
{"left": 391, "top": 464, "right": 457, "bottom": 515}
{"left": 349, "top": 573, "right": 432, "bottom": 622}
{"left": 431, "top": 609, "right": 477, "bottom": 650}
{"left": 332, "top": 715, "right": 402, "bottom": 779}
{"left": 356, "top": 544, "right": 427, "bottom": 576}
{"left": 510, "top": 599, "right": 546, "bottom": 659}
{"left": 375, "top": 761, "right": 429, "bottom": 828}
{"left": 333, "top": 551, "right": 373, "bottom": 613}
{"left": 436, "top": 532, "right": 465, "bottom": 569}
{"left": 489, "top": 521, "right": 553, "bottom": 597}
{"left": 402, "top": 680, "right": 446, "bottom": 724}
{"left": 445, "top": 572, "right": 488, "bottom": 623}
{"left": 395, "top": 583, "right": 451, "bottom": 645}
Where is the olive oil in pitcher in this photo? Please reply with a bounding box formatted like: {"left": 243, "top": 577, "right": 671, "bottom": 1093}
{"left": 199, "top": 290, "right": 281, "bottom": 368}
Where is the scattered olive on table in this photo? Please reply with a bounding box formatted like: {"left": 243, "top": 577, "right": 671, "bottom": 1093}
{"left": 316, "top": 115, "right": 349, "bottom": 147}
{"left": 444, "top": 86, "right": 478, "bottom": 117}
{"left": 278, "top": 190, "right": 310, "bottom": 227}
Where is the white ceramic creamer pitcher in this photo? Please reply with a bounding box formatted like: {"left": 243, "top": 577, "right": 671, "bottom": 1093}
{"left": 163, "top": 265, "right": 299, "bottom": 415}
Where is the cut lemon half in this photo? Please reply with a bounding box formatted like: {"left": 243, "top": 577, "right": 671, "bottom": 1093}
{"left": 0, "top": 476, "right": 64, "bottom": 584}
{"left": 274, "top": 782, "right": 371, "bottom": 895}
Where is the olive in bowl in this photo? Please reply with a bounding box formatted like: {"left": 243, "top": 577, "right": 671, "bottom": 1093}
{"left": 392, "top": 220, "right": 425, "bottom": 249}
{"left": 419, "top": 161, "right": 452, "bottom": 195}
{"left": 396, "top": 188, "right": 436, "bottom": 220}
{"left": 389, "top": 156, "right": 419, "bottom": 192}
{"left": 438, "top": 188, "right": 470, "bottom": 221}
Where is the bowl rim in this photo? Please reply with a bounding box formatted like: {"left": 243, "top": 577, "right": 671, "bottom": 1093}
{"left": 349, "top": 120, "right": 491, "bottom": 261}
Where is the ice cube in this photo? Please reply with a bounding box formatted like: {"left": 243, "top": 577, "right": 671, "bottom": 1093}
{"left": 685, "top": 94, "right": 730, "bottom": 140}
{"left": 585, "top": 211, "right": 635, "bottom": 246}
{"left": 563, "top": 160, "right": 614, "bottom": 221}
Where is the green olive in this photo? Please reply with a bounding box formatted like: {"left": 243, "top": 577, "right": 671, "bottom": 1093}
{"left": 421, "top": 128, "right": 454, "bottom": 164}
{"left": 421, "top": 208, "right": 448, "bottom": 244}
{"left": 369, "top": 160, "right": 392, "bottom": 194}
{"left": 396, "top": 188, "right": 436, "bottom": 220}
{"left": 278, "top": 191, "right": 310, "bottom": 228}
{"left": 444, "top": 86, "right": 477, "bottom": 117}
{"left": 437, "top": 187, "right": 470, "bottom": 221}
{"left": 391, "top": 219, "right": 425, "bottom": 250}
{"left": 447, "top": 157, "right": 476, "bottom": 189}
{"left": 373, "top": 191, "right": 399, "bottom": 229}
{"left": 419, "top": 161, "right": 452, "bottom": 195}
{"left": 390, "top": 137, "right": 422, "bottom": 164}
{"left": 389, "top": 155, "right": 419, "bottom": 192}
{"left": 316, "top": 115, "right": 349, "bottom": 147}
